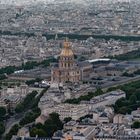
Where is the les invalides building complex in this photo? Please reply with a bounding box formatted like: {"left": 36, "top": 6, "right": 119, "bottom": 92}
{"left": 51, "top": 39, "right": 82, "bottom": 83}
{"left": 37, "top": 39, "right": 92, "bottom": 124}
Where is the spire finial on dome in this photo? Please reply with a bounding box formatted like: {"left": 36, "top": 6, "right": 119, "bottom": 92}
{"left": 64, "top": 37, "right": 70, "bottom": 48}
{"left": 60, "top": 38, "right": 73, "bottom": 56}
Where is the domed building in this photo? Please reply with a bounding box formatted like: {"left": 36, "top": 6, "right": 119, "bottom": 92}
{"left": 64, "top": 134, "right": 73, "bottom": 140}
{"left": 51, "top": 39, "right": 81, "bottom": 83}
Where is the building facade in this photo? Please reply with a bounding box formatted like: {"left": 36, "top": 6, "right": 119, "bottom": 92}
{"left": 42, "top": 104, "right": 89, "bottom": 120}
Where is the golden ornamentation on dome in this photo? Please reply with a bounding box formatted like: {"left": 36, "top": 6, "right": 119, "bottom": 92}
{"left": 60, "top": 38, "right": 74, "bottom": 57}
{"left": 64, "top": 38, "right": 70, "bottom": 48}
{"left": 65, "top": 134, "right": 73, "bottom": 140}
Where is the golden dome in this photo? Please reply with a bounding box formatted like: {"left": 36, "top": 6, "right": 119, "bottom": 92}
{"left": 65, "top": 135, "right": 73, "bottom": 140}
{"left": 60, "top": 39, "right": 74, "bottom": 57}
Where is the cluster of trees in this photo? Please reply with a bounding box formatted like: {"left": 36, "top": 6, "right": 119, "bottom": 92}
{"left": 78, "top": 114, "right": 93, "bottom": 122}
{"left": 122, "top": 69, "right": 140, "bottom": 77}
{"left": 134, "top": 69, "right": 140, "bottom": 75}
{"left": 0, "top": 74, "right": 7, "bottom": 81}
{"left": 28, "top": 113, "right": 92, "bottom": 138}
{"left": 19, "top": 108, "right": 41, "bottom": 126}
{"left": 5, "top": 124, "right": 20, "bottom": 140}
{"left": 29, "top": 88, "right": 49, "bottom": 110}
{"left": 15, "top": 90, "right": 38, "bottom": 113}
{"left": 0, "top": 81, "right": 20, "bottom": 90}
{"left": 21, "top": 61, "right": 39, "bottom": 70}
{"left": 15, "top": 87, "right": 48, "bottom": 114}
{"left": 66, "top": 80, "right": 140, "bottom": 114}
{"left": 1, "top": 29, "right": 140, "bottom": 41}
{"left": 5, "top": 88, "right": 48, "bottom": 139}
{"left": 0, "top": 107, "right": 6, "bottom": 120}
{"left": 0, "top": 66, "right": 16, "bottom": 75}
{"left": 30, "top": 112, "right": 63, "bottom": 137}
{"left": 0, "top": 30, "right": 35, "bottom": 37}
{"left": 109, "top": 80, "right": 140, "bottom": 114}
{"left": 16, "top": 87, "right": 48, "bottom": 113}
{"left": 21, "top": 57, "right": 57, "bottom": 70}
{"left": 132, "top": 121, "right": 140, "bottom": 129}
{"left": 122, "top": 72, "right": 134, "bottom": 77}
{"left": 114, "top": 95, "right": 140, "bottom": 114}
{"left": 0, "top": 122, "right": 5, "bottom": 137}
{"left": 63, "top": 117, "right": 72, "bottom": 123}
{"left": 25, "top": 78, "right": 42, "bottom": 86}
{"left": 0, "top": 57, "right": 57, "bottom": 81}
{"left": 110, "top": 49, "right": 140, "bottom": 60}
{"left": 40, "top": 57, "right": 58, "bottom": 67}
{"left": 65, "top": 88, "right": 104, "bottom": 104}
{"left": 43, "top": 33, "right": 140, "bottom": 41}
{"left": 0, "top": 107, "right": 6, "bottom": 138}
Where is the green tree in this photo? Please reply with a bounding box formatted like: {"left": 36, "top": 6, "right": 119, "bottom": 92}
{"left": 35, "top": 123, "right": 44, "bottom": 129}
{"left": 5, "top": 124, "right": 20, "bottom": 140}
{"left": 49, "top": 112, "right": 63, "bottom": 130}
{"left": 30, "top": 128, "right": 47, "bottom": 137}
{"left": 118, "top": 106, "right": 132, "bottom": 114}
{"left": 95, "top": 88, "right": 104, "bottom": 95}
{"left": 132, "top": 121, "right": 140, "bottom": 129}
{"left": 78, "top": 56, "right": 86, "bottom": 61}
{"left": 0, "top": 107, "right": 6, "bottom": 118}
{"left": 19, "top": 110, "right": 40, "bottom": 126}
{"left": 0, "top": 122, "right": 5, "bottom": 136}
{"left": 0, "top": 74, "right": 7, "bottom": 80}
{"left": 64, "top": 117, "right": 72, "bottom": 123}
{"left": 44, "top": 118, "right": 58, "bottom": 137}
{"left": 110, "top": 49, "right": 140, "bottom": 60}
{"left": 43, "top": 113, "right": 63, "bottom": 137}
{"left": 15, "top": 104, "right": 24, "bottom": 113}
{"left": 22, "top": 61, "right": 39, "bottom": 70}
{"left": 114, "top": 98, "right": 125, "bottom": 108}
{"left": 129, "top": 95, "right": 137, "bottom": 104}
{"left": 135, "top": 89, "right": 140, "bottom": 100}
{"left": 122, "top": 72, "right": 134, "bottom": 77}
{"left": 65, "top": 88, "right": 104, "bottom": 104}
{"left": 15, "top": 90, "right": 38, "bottom": 113}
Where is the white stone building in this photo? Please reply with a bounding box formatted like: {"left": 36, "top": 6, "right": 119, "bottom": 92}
{"left": 81, "top": 90, "right": 125, "bottom": 110}
{"left": 42, "top": 104, "right": 89, "bottom": 121}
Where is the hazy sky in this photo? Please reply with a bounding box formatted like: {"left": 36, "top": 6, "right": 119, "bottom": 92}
{"left": 0, "top": 0, "right": 130, "bottom": 3}
{"left": 0, "top": 0, "right": 131, "bottom": 6}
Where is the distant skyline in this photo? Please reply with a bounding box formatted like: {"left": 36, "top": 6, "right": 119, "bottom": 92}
{"left": 0, "top": 0, "right": 133, "bottom": 6}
